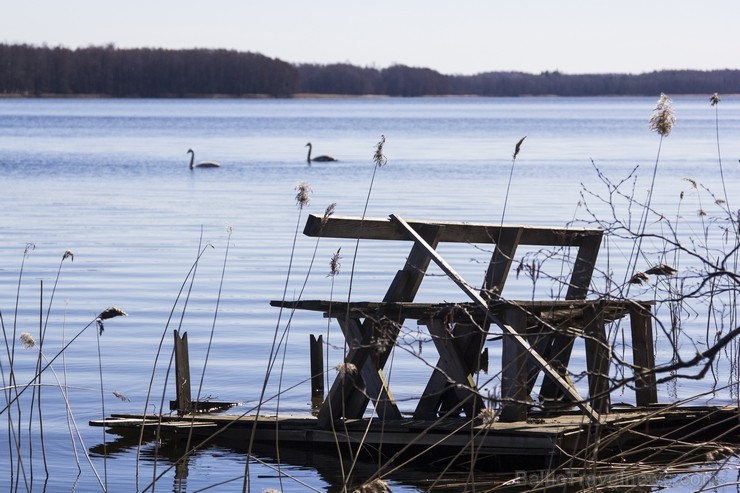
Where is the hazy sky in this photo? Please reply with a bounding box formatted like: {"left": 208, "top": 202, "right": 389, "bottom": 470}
{"left": 2, "top": 1, "right": 737, "bottom": 75}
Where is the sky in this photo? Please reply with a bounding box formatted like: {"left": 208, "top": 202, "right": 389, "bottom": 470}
{"left": 1, "top": 0, "right": 738, "bottom": 76}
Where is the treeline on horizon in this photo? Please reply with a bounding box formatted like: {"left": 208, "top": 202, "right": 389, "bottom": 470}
{"left": 2, "top": 43, "right": 739, "bottom": 98}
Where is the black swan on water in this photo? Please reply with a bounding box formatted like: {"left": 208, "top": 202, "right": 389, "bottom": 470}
{"left": 305, "top": 142, "right": 337, "bottom": 163}
{"left": 187, "top": 149, "right": 221, "bottom": 169}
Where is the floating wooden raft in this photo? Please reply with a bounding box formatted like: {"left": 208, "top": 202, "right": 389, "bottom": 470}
{"left": 91, "top": 405, "right": 740, "bottom": 470}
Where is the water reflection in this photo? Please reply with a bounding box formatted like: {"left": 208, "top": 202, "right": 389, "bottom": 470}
{"left": 90, "top": 428, "right": 683, "bottom": 492}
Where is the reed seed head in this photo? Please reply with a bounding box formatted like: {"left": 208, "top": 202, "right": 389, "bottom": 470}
{"left": 649, "top": 93, "right": 675, "bottom": 137}
{"left": 629, "top": 272, "right": 649, "bottom": 285}
{"left": 98, "top": 307, "right": 128, "bottom": 320}
{"left": 352, "top": 479, "right": 390, "bottom": 493}
{"left": 96, "top": 307, "right": 128, "bottom": 335}
{"left": 478, "top": 407, "right": 497, "bottom": 425}
{"left": 373, "top": 134, "right": 387, "bottom": 168}
{"left": 20, "top": 332, "right": 36, "bottom": 349}
{"left": 710, "top": 93, "right": 721, "bottom": 106}
{"left": 515, "top": 260, "right": 525, "bottom": 279}
{"left": 329, "top": 247, "right": 341, "bottom": 277}
{"left": 373, "top": 335, "right": 391, "bottom": 357}
{"left": 336, "top": 362, "right": 358, "bottom": 377}
{"left": 513, "top": 136, "right": 526, "bottom": 160}
{"left": 63, "top": 250, "right": 74, "bottom": 261}
{"left": 112, "top": 391, "right": 131, "bottom": 402}
{"left": 295, "top": 181, "right": 312, "bottom": 209}
{"left": 321, "top": 203, "right": 336, "bottom": 228}
{"left": 645, "top": 263, "right": 678, "bottom": 276}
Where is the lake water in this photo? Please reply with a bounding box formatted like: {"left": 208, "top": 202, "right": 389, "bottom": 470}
{"left": 2, "top": 95, "right": 740, "bottom": 492}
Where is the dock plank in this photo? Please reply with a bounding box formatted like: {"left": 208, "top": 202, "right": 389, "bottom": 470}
{"left": 92, "top": 406, "right": 740, "bottom": 472}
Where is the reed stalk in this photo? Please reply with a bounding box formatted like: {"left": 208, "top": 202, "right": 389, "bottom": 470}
{"left": 1, "top": 243, "right": 34, "bottom": 491}
{"left": 325, "top": 247, "right": 350, "bottom": 488}
{"left": 135, "top": 231, "right": 211, "bottom": 488}
{"left": 625, "top": 93, "right": 675, "bottom": 286}
{"left": 28, "top": 250, "right": 73, "bottom": 485}
{"left": 244, "top": 182, "right": 312, "bottom": 492}
{"left": 345, "top": 135, "right": 387, "bottom": 316}
{"left": 337, "top": 136, "right": 387, "bottom": 492}
{"left": 500, "top": 136, "right": 526, "bottom": 226}
{"left": 709, "top": 93, "right": 740, "bottom": 399}
{"left": 168, "top": 226, "right": 234, "bottom": 493}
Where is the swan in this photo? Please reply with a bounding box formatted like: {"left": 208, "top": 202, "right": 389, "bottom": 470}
{"left": 305, "top": 142, "right": 337, "bottom": 163}
{"left": 187, "top": 149, "right": 221, "bottom": 169}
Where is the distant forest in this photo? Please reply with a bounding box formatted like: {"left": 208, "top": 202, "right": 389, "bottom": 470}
{"left": 2, "top": 43, "right": 739, "bottom": 98}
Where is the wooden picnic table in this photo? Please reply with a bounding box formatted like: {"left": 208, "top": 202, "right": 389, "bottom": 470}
{"left": 273, "top": 214, "right": 657, "bottom": 427}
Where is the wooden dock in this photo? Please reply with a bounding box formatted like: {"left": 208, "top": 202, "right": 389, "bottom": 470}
{"left": 92, "top": 405, "right": 740, "bottom": 472}
{"left": 91, "top": 214, "right": 740, "bottom": 480}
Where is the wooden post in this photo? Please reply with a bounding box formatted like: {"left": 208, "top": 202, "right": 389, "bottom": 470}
{"left": 310, "top": 334, "right": 324, "bottom": 411}
{"left": 630, "top": 303, "right": 658, "bottom": 406}
{"left": 500, "top": 306, "right": 529, "bottom": 422}
{"left": 173, "top": 330, "right": 191, "bottom": 416}
{"left": 583, "top": 304, "right": 611, "bottom": 414}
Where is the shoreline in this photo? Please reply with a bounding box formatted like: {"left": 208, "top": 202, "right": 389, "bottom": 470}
{"left": 1, "top": 92, "right": 736, "bottom": 100}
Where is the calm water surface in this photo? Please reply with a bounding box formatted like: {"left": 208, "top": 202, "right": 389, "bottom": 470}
{"left": 1, "top": 96, "right": 740, "bottom": 492}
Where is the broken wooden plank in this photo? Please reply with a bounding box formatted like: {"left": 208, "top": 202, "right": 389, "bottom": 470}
{"left": 89, "top": 417, "right": 161, "bottom": 428}
{"left": 271, "top": 299, "right": 637, "bottom": 322}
